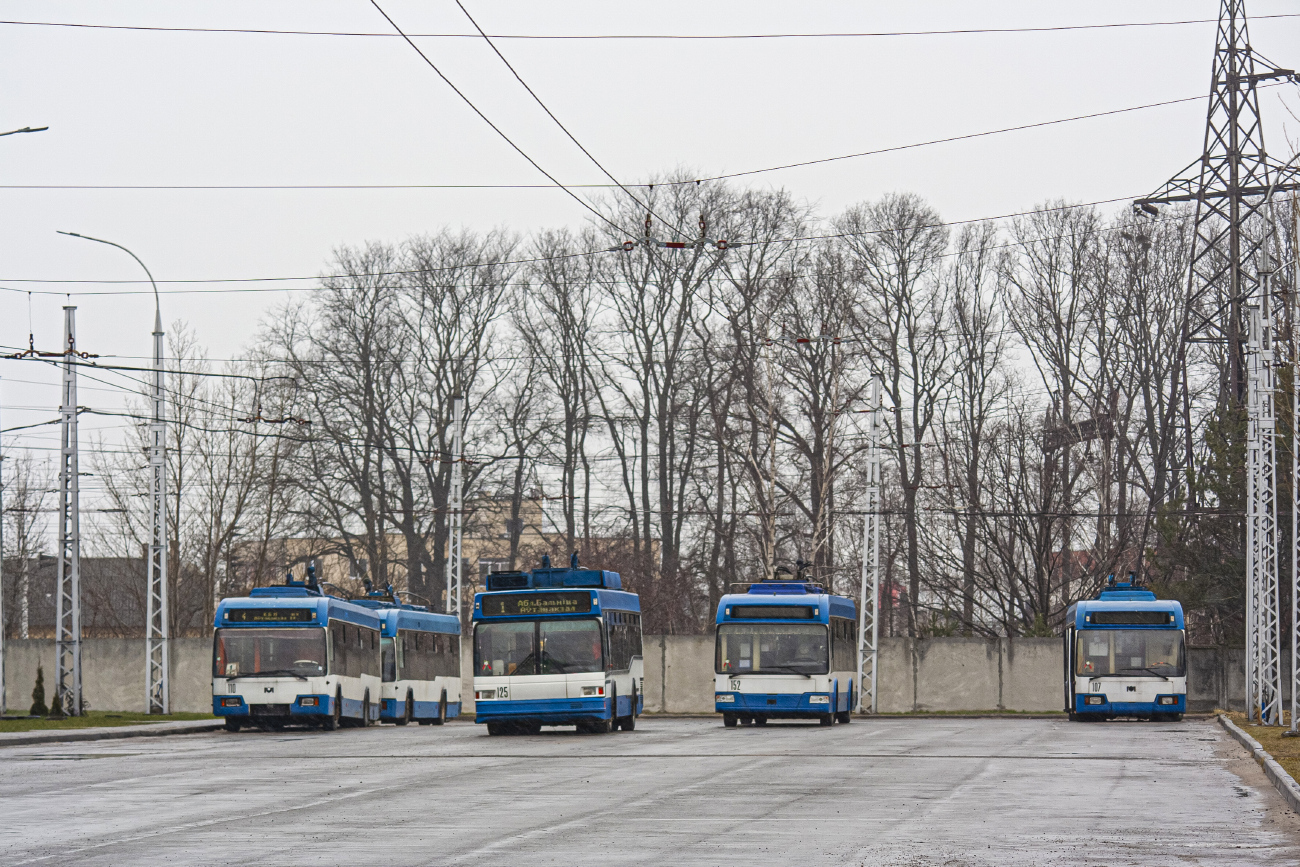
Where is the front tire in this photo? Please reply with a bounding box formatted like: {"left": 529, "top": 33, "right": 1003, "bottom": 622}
{"left": 430, "top": 692, "right": 447, "bottom": 726}
{"left": 723, "top": 713, "right": 738, "bottom": 728}
{"left": 224, "top": 719, "right": 242, "bottom": 733}
{"left": 321, "top": 691, "right": 342, "bottom": 731}
{"left": 835, "top": 709, "right": 851, "bottom": 725}
{"left": 819, "top": 713, "right": 834, "bottom": 726}
{"left": 395, "top": 692, "right": 413, "bottom": 726}
{"left": 486, "top": 722, "right": 506, "bottom": 736}
{"left": 620, "top": 685, "right": 638, "bottom": 731}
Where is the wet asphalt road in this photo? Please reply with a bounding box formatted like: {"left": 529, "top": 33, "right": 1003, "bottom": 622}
{"left": 1, "top": 715, "right": 1297, "bottom": 866}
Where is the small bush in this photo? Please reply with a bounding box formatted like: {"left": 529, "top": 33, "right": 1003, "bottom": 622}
{"left": 29, "top": 666, "right": 48, "bottom": 717}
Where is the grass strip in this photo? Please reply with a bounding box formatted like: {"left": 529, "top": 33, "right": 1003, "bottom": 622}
{"left": 0, "top": 711, "right": 215, "bottom": 733}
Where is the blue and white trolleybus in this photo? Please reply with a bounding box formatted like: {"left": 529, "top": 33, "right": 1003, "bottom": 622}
{"left": 714, "top": 573, "right": 858, "bottom": 726}
{"left": 1064, "top": 574, "right": 1186, "bottom": 721}
{"left": 213, "top": 570, "right": 382, "bottom": 731}
{"left": 352, "top": 586, "right": 462, "bottom": 725}
{"left": 472, "top": 555, "right": 643, "bottom": 735}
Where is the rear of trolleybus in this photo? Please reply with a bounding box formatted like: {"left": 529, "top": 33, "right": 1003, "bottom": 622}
{"left": 1063, "top": 576, "right": 1187, "bottom": 722}
{"left": 212, "top": 576, "right": 383, "bottom": 732}
{"left": 373, "top": 606, "right": 462, "bottom": 726}
{"left": 714, "top": 578, "right": 859, "bottom": 727}
{"left": 472, "top": 560, "right": 644, "bottom": 735}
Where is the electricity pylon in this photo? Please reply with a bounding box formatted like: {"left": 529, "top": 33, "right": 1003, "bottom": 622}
{"left": 1135, "top": 0, "right": 1299, "bottom": 725}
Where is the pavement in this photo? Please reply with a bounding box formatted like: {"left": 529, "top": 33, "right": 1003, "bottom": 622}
{"left": 0, "top": 719, "right": 223, "bottom": 747}
{"left": 1, "top": 716, "right": 1297, "bottom": 866}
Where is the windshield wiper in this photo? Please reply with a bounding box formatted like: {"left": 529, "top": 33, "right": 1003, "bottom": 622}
{"left": 1109, "top": 667, "right": 1173, "bottom": 680}
{"left": 229, "top": 669, "right": 309, "bottom": 680}
{"left": 752, "top": 665, "right": 815, "bottom": 677}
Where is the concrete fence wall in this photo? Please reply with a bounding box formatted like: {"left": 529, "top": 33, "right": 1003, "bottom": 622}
{"left": 2, "top": 635, "right": 1248, "bottom": 715}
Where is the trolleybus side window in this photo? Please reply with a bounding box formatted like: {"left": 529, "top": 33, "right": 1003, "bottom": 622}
{"left": 1075, "top": 629, "right": 1185, "bottom": 677}
{"left": 830, "top": 617, "right": 855, "bottom": 672}
{"left": 604, "top": 611, "right": 642, "bottom": 672}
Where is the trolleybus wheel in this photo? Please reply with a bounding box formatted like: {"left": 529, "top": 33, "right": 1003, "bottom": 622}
{"left": 322, "top": 690, "right": 342, "bottom": 730}
{"left": 754, "top": 716, "right": 767, "bottom": 726}
{"left": 224, "top": 719, "right": 242, "bottom": 733}
{"left": 835, "top": 709, "right": 851, "bottom": 725}
{"left": 430, "top": 692, "right": 447, "bottom": 726}
{"left": 487, "top": 722, "right": 506, "bottom": 736}
{"left": 739, "top": 716, "right": 753, "bottom": 726}
{"left": 395, "top": 692, "right": 413, "bottom": 726}
{"left": 723, "top": 713, "right": 738, "bottom": 728}
{"left": 361, "top": 691, "right": 374, "bottom": 727}
{"left": 620, "top": 685, "right": 637, "bottom": 731}
{"left": 818, "top": 713, "right": 834, "bottom": 726}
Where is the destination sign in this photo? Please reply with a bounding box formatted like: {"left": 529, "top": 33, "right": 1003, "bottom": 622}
{"left": 225, "top": 608, "right": 316, "bottom": 623}
{"left": 1092, "top": 610, "right": 1172, "bottom": 626}
{"left": 482, "top": 592, "right": 592, "bottom": 617}
{"left": 730, "top": 605, "right": 816, "bottom": 620}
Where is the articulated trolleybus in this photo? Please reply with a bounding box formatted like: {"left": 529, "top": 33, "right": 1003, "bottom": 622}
{"left": 473, "top": 555, "right": 643, "bottom": 735}
{"left": 351, "top": 586, "right": 462, "bottom": 725}
{"left": 213, "top": 569, "right": 382, "bottom": 731}
{"left": 1064, "top": 574, "right": 1186, "bottom": 721}
{"left": 714, "top": 573, "right": 858, "bottom": 727}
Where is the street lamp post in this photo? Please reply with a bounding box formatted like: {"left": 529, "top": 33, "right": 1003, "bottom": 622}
{"left": 57, "top": 231, "right": 169, "bottom": 714}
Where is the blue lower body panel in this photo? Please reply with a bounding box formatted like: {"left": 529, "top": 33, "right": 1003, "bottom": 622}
{"left": 380, "top": 698, "right": 463, "bottom": 721}
{"left": 1074, "top": 695, "right": 1185, "bottom": 716}
{"left": 475, "top": 696, "right": 610, "bottom": 726}
{"left": 715, "top": 692, "right": 838, "bottom": 719}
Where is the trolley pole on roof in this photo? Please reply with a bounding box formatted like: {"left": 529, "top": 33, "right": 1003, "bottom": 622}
{"left": 55, "top": 306, "right": 82, "bottom": 716}
{"left": 856, "top": 377, "right": 881, "bottom": 714}
{"left": 446, "top": 395, "right": 465, "bottom": 621}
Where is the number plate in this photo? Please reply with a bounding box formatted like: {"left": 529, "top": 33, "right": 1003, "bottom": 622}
{"left": 730, "top": 679, "right": 741, "bottom": 691}
{"left": 498, "top": 686, "right": 509, "bottom": 700}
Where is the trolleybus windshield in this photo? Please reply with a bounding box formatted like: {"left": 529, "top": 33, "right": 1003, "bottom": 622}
{"left": 715, "top": 623, "right": 828, "bottom": 675}
{"left": 475, "top": 618, "right": 603, "bottom": 676}
{"left": 1075, "top": 629, "right": 1185, "bottom": 677}
{"left": 213, "top": 627, "right": 327, "bottom": 678}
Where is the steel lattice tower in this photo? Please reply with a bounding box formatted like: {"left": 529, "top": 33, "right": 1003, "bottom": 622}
{"left": 55, "top": 306, "right": 82, "bottom": 716}
{"left": 1136, "top": 0, "right": 1298, "bottom": 724}
{"left": 146, "top": 307, "right": 169, "bottom": 714}
{"left": 856, "top": 378, "right": 881, "bottom": 714}
{"left": 445, "top": 395, "right": 465, "bottom": 621}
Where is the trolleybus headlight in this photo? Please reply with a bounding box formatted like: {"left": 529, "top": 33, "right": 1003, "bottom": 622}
{"left": 809, "top": 695, "right": 830, "bottom": 705}
{"left": 1158, "top": 696, "right": 1178, "bottom": 705}
{"left": 582, "top": 686, "right": 605, "bottom": 696}
{"left": 299, "top": 697, "right": 318, "bottom": 707}
{"left": 220, "top": 698, "right": 242, "bottom": 707}
{"left": 1086, "top": 696, "right": 1104, "bottom": 705}
{"left": 715, "top": 694, "right": 735, "bottom": 703}
{"left": 475, "top": 690, "right": 497, "bottom": 700}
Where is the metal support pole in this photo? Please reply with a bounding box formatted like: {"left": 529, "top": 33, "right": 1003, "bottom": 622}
{"left": 146, "top": 309, "right": 168, "bottom": 714}
{"left": 1247, "top": 300, "right": 1283, "bottom": 724}
{"left": 55, "top": 306, "right": 82, "bottom": 716}
{"left": 0, "top": 376, "right": 6, "bottom": 716}
{"left": 445, "top": 395, "right": 464, "bottom": 620}
{"left": 856, "top": 377, "right": 881, "bottom": 714}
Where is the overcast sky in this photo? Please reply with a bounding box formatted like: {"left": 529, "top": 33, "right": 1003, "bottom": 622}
{"left": 3, "top": 1, "right": 1300, "bottom": 519}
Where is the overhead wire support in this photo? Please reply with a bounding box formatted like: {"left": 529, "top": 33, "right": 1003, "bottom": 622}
{"left": 446, "top": 395, "right": 465, "bottom": 622}
{"left": 856, "top": 377, "right": 882, "bottom": 715}
{"left": 1135, "top": 0, "right": 1300, "bottom": 725}
{"left": 54, "top": 305, "right": 82, "bottom": 716}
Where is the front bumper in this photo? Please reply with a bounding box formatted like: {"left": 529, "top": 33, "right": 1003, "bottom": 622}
{"left": 1074, "top": 694, "right": 1185, "bottom": 716}
{"left": 474, "top": 696, "right": 609, "bottom": 724}
{"left": 212, "top": 695, "right": 332, "bottom": 717}
{"left": 715, "top": 692, "right": 833, "bottom": 717}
